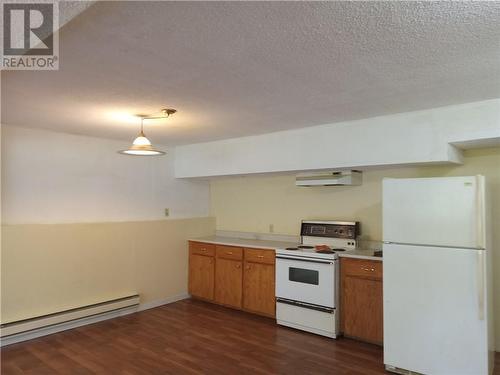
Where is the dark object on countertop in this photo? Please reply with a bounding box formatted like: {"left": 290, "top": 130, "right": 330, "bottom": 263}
{"left": 315, "top": 245, "right": 331, "bottom": 251}
{"left": 374, "top": 250, "right": 383, "bottom": 257}
{"left": 298, "top": 245, "right": 314, "bottom": 249}
{"left": 286, "top": 247, "right": 299, "bottom": 250}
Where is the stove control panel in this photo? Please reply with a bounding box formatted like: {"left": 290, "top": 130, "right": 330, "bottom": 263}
{"left": 300, "top": 221, "right": 359, "bottom": 239}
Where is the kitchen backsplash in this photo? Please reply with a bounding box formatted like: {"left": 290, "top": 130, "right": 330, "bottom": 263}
{"left": 215, "top": 230, "right": 299, "bottom": 243}
{"left": 215, "top": 229, "right": 383, "bottom": 251}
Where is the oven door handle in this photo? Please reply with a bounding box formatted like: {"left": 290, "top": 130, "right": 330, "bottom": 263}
{"left": 276, "top": 255, "right": 334, "bottom": 264}
{"left": 276, "top": 298, "right": 334, "bottom": 314}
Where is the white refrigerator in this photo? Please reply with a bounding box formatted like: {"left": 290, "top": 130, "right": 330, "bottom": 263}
{"left": 383, "top": 176, "right": 494, "bottom": 375}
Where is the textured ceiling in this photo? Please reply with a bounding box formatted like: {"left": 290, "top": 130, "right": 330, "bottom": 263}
{"left": 2, "top": 1, "right": 500, "bottom": 145}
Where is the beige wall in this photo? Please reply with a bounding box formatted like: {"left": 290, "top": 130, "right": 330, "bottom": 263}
{"left": 1, "top": 217, "right": 215, "bottom": 324}
{"left": 211, "top": 147, "right": 500, "bottom": 346}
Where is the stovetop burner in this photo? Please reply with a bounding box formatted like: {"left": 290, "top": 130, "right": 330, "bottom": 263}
{"left": 285, "top": 247, "right": 299, "bottom": 250}
{"left": 315, "top": 249, "right": 335, "bottom": 254}
{"left": 297, "top": 245, "right": 314, "bottom": 249}
{"left": 332, "top": 248, "right": 346, "bottom": 252}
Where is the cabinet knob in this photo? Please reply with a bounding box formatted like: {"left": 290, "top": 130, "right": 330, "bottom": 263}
{"left": 245, "top": 266, "right": 251, "bottom": 270}
{"left": 226, "top": 252, "right": 233, "bottom": 255}
{"left": 236, "top": 264, "right": 241, "bottom": 269}
{"left": 257, "top": 255, "right": 264, "bottom": 258}
{"left": 362, "top": 267, "right": 375, "bottom": 272}
{"left": 201, "top": 248, "right": 207, "bottom": 251}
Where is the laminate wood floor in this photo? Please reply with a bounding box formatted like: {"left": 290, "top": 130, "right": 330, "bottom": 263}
{"left": 1, "top": 299, "right": 499, "bottom": 375}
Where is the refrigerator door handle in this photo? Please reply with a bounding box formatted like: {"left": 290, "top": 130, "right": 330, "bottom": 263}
{"left": 475, "top": 175, "right": 485, "bottom": 249}
{"left": 477, "top": 250, "right": 485, "bottom": 321}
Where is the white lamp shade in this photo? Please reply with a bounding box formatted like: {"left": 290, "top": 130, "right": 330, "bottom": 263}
{"left": 119, "top": 131, "right": 165, "bottom": 156}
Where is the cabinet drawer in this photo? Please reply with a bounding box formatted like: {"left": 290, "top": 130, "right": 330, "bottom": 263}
{"left": 341, "top": 258, "right": 382, "bottom": 279}
{"left": 216, "top": 245, "right": 243, "bottom": 260}
{"left": 189, "top": 242, "right": 215, "bottom": 257}
{"left": 244, "top": 248, "right": 275, "bottom": 264}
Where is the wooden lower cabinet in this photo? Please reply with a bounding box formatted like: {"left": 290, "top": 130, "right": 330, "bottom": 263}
{"left": 215, "top": 258, "right": 243, "bottom": 308}
{"left": 243, "top": 261, "right": 275, "bottom": 317}
{"left": 188, "top": 253, "right": 215, "bottom": 300}
{"left": 188, "top": 241, "right": 275, "bottom": 318}
{"left": 340, "top": 257, "right": 383, "bottom": 345}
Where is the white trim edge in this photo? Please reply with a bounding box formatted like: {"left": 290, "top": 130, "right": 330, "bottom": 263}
{"left": 0, "top": 293, "right": 190, "bottom": 347}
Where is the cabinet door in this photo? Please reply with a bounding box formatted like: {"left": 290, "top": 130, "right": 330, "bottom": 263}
{"left": 189, "top": 254, "right": 215, "bottom": 300}
{"left": 243, "top": 262, "right": 275, "bottom": 317}
{"left": 343, "top": 276, "right": 383, "bottom": 344}
{"left": 215, "top": 258, "right": 242, "bottom": 308}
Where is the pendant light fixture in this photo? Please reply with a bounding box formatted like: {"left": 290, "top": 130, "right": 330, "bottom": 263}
{"left": 118, "top": 108, "right": 176, "bottom": 156}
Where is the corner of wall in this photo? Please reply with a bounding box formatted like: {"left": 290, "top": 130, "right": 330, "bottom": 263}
{"left": 447, "top": 144, "right": 464, "bottom": 164}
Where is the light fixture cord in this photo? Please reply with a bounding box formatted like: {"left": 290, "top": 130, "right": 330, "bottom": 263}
{"left": 140, "top": 118, "right": 144, "bottom": 135}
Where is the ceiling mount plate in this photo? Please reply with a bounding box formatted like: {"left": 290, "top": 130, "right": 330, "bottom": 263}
{"left": 161, "top": 108, "right": 177, "bottom": 116}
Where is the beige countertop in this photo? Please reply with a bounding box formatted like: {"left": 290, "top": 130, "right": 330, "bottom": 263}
{"left": 338, "top": 249, "right": 383, "bottom": 261}
{"left": 189, "top": 236, "right": 383, "bottom": 261}
{"left": 189, "top": 236, "right": 297, "bottom": 250}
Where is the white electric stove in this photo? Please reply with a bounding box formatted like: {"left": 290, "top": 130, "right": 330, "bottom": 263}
{"left": 275, "top": 220, "right": 359, "bottom": 338}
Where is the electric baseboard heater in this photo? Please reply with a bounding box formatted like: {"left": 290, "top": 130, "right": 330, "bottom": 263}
{"left": 1, "top": 294, "right": 140, "bottom": 338}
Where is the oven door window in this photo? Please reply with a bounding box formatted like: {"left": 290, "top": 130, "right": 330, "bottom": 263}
{"left": 289, "top": 267, "right": 319, "bottom": 285}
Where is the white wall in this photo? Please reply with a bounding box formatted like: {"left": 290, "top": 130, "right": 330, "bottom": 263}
{"left": 1, "top": 125, "right": 210, "bottom": 224}
{"left": 175, "top": 99, "right": 500, "bottom": 178}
